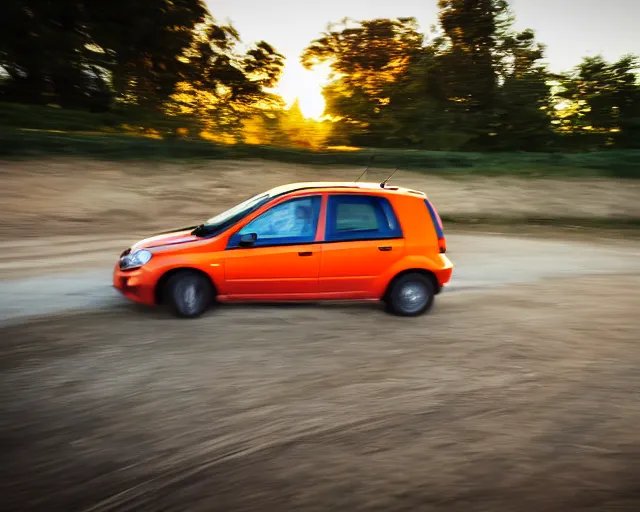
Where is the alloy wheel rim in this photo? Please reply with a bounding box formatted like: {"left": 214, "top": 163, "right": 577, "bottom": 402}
{"left": 180, "top": 281, "right": 202, "bottom": 314}
{"left": 399, "top": 282, "right": 428, "bottom": 313}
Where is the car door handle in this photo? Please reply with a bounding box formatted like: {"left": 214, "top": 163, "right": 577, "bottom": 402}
{"left": 378, "top": 246, "right": 392, "bottom": 252}
{"left": 298, "top": 251, "right": 313, "bottom": 257}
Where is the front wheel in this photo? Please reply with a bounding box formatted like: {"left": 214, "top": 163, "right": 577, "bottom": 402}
{"left": 386, "top": 273, "right": 435, "bottom": 317}
{"left": 164, "top": 270, "right": 214, "bottom": 318}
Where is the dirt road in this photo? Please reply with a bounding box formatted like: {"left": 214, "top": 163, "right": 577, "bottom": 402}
{"left": 3, "top": 159, "right": 640, "bottom": 511}
{"left": 2, "top": 159, "right": 640, "bottom": 243}
{"left": 1, "top": 233, "right": 638, "bottom": 324}
{"left": 3, "top": 269, "right": 640, "bottom": 511}
{"left": 2, "top": 233, "right": 640, "bottom": 512}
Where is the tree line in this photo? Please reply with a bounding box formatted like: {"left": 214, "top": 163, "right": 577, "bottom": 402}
{"left": 1, "top": 0, "right": 639, "bottom": 151}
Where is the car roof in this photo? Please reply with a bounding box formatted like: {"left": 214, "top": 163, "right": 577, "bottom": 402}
{"left": 267, "top": 181, "right": 427, "bottom": 198}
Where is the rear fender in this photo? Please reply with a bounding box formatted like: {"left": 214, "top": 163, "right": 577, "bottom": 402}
{"left": 372, "top": 254, "right": 453, "bottom": 298}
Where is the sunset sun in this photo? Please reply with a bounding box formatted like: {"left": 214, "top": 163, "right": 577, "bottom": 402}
{"left": 275, "top": 61, "right": 332, "bottom": 120}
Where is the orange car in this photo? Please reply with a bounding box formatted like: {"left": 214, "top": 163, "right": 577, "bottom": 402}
{"left": 113, "top": 181, "right": 453, "bottom": 318}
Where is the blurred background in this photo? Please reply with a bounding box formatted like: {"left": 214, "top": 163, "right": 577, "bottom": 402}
{"left": 1, "top": 0, "right": 639, "bottom": 158}
{"left": 1, "top": 1, "right": 640, "bottom": 511}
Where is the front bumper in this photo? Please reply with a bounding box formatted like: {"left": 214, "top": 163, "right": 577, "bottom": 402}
{"left": 112, "top": 264, "right": 156, "bottom": 306}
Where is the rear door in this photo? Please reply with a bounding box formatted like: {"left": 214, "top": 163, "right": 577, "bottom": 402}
{"left": 224, "top": 195, "right": 322, "bottom": 297}
{"left": 319, "top": 194, "right": 405, "bottom": 297}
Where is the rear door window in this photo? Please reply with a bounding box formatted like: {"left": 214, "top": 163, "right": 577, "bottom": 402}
{"left": 326, "top": 194, "right": 402, "bottom": 242}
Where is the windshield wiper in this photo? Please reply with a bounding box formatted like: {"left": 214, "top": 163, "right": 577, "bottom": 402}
{"left": 192, "top": 199, "right": 270, "bottom": 238}
{"left": 192, "top": 224, "right": 214, "bottom": 237}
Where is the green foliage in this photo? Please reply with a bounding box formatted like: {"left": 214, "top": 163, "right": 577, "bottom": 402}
{"left": 491, "top": 30, "right": 555, "bottom": 150}
{"left": 165, "top": 17, "right": 285, "bottom": 138}
{"left": 301, "top": 2, "right": 557, "bottom": 151}
{"left": 0, "top": 0, "right": 638, "bottom": 154}
{"left": 1, "top": 129, "right": 638, "bottom": 179}
{"left": 299, "top": 3, "right": 636, "bottom": 153}
{"left": 0, "top": 0, "right": 207, "bottom": 109}
{"left": 556, "top": 55, "right": 640, "bottom": 148}
{"left": 302, "top": 18, "right": 425, "bottom": 146}
{"left": 0, "top": 101, "right": 197, "bottom": 139}
{"left": 435, "top": 0, "right": 510, "bottom": 116}
{"left": 0, "top": 0, "right": 285, "bottom": 136}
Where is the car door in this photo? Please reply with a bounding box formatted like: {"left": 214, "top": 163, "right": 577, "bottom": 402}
{"left": 224, "top": 195, "right": 322, "bottom": 298}
{"left": 319, "top": 194, "right": 406, "bottom": 297}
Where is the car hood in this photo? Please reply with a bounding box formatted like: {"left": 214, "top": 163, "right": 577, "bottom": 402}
{"left": 131, "top": 227, "right": 200, "bottom": 252}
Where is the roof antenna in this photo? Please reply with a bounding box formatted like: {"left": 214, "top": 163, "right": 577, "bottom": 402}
{"left": 380, "top": 167, "right": 399, "bottom": 188}
{"left": 355, "top": 155, "right": 376, "bottom": 183}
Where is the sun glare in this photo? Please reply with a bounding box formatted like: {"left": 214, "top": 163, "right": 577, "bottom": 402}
{"left": 274, "top": 61, "right": 332, "bottom": 120}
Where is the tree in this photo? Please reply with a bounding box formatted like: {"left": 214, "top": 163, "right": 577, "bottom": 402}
{"left": 0, "top": 0, "right": 285, "bottom": 140}
{"left": 301, "top": 17, "right": 424, "bottom": 147}
{"left": 167, "top": 17, "right": 285, "bottom": 138}
{"left": 0, "top": 0, "right": 102, "bottom": 107}
{"left": 434, "top": 0, "right": 553, "bottom": 149}
{"left": 301, "top": 2, "right": 553, "bottom": 150}
{"left": 491, "top": 29, "right": 554, "bottom": 150}
{"left": 0, "top": 0, "right": 209, "bottom": 110}
{"left": 367, "top": 47, "right": 470, "bottom": 149}
{"left": 435, "top": 0, "right": 510, "bottom": 117}
{"left": 84, "top": 0, "right": 209, "bottom": 110}
{"left": 557, "top": 55, "right": 640, "bottom": 148}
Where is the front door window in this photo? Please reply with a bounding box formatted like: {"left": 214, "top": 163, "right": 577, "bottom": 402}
{"left": 228, "top": 196, "right": 322, "bottom": 248}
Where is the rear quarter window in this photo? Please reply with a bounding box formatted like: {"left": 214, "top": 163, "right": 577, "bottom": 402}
{"left": 424, "top": 198, "right": 447, "bottom": 253}
{"left": 424, "top": 199, "right": 444, "bottom": 239}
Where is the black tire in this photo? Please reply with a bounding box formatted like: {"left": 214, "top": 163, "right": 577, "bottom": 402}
{"left": 164, "top": 270, "right": 214, "bottom": 318}
{"left": 386, "top": 273, "right": 435, "bottom": 317}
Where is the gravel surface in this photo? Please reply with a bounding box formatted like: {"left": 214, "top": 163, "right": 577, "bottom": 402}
{"left": 1, "top": 233, "right": 638, "bottom": 324}
{"left": 2, "top": 273, "right": 640, "bottom": 511}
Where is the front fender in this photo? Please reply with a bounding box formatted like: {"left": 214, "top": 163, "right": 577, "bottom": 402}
{"left": 146, "top": 252, "right": 226, "bottom": 295}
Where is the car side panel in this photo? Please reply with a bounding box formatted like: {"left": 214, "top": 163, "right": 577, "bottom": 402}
{"left": 391, "top": 194, "right": 441, "bottom": 254}
{"left": 362, "top": 194, "right": 452, "bottom": 298}
{"left": 223, "top": 244, "right": 321, "bottom": 295}
{"left": 318, "top": 238, "right": 406, "bottom": 295}
{"left": 220, "top": 193, "right": 325, "bottom": 297}
{"left": 317, "top": 193, "right": 408, "bottom": 296}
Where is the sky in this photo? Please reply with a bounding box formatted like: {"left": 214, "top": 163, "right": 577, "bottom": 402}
{"left": 207, "top": 0, "right": 640, "bottom": 118}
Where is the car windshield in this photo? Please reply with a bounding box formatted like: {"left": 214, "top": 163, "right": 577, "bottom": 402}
{"left": 191, "top": 191, "right": 273, "bottom": 237}
{"left": 192, "top": 183, "right": 306, "bottom": 237}
{"left": 204, "top": 192, "right": 271, "bottom": 227}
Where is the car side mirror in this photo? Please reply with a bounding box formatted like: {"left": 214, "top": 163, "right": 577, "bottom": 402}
{"left": 239, "top": 232, "right": 258, "bottom": 247}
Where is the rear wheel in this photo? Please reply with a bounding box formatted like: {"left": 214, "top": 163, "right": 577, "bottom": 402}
{"left": 164, "top": 270, "right": 214, "bottom": 318}
{"left": 386, "top": 273, "right": 435, "bottom": 317}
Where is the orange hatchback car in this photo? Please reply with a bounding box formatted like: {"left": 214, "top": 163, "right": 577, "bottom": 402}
{"left": 113, "top": 181, "right": 453, "bottom": 318}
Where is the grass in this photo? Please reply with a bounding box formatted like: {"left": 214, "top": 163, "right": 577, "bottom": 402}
{"left": 1, "top": 128, "right": 639, "bottom": 179}
{"left": 0, "top": 102, "right": 638, "bottom": 178}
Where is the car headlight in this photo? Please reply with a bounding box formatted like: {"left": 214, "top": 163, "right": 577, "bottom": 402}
{"left": 119, "top": 249, "right": 152, "bottom": 270}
